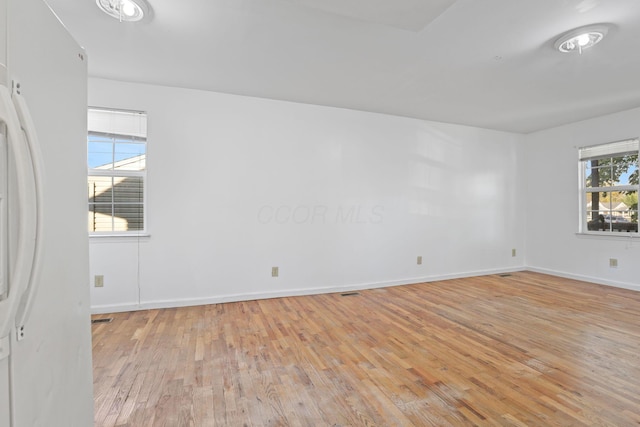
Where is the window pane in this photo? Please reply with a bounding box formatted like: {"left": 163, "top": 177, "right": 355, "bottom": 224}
{"left": 112, "top": 176, "right": 143, "bottom": 203}
{"left": 585, "top": 160, "right": 611, "bottom": 188}
{"left": 88, "top": 176, "right": 114, "bottom": 203}
{"left": 587, "top": 155, "right": 639, "bottom": 187}
{"left": 585, "top": 193, "right": 600, "bottom": 223}
{"left": 114, "top": 140, "right": 146, "bottom": 171}
{"left": 585, "top": 190, "right": 638, "bottom": 232}
{"left": 88, "top": 139, "right": 113, "bottom": 169}
{"left": 593, "top": 161, "right": 616, "bottom": 187}
{"left": 88, "top": 204, "right": 113, "bottom": 232}
{"left": 601, "top": 190, "right": 629, "bottom": 213}
{"left": 113, "top": 204, "right": 144, "bottom": 231}
{"left": 88, "top": 202, "right": 144, "bottom": 232}
{"left": 622, "top": 190, "right": 638, "bottom": 225}
{"left": 613, "top": 154, "right": 638, "bottom": 186}
{"left": 88, "top": 176, "right": 144, "bottom": 232}
{"left": 112, "top": 177, "right": 143, "bottom": 231}
{"left": 88, "top": 174, "right": 114, "bottom": 232}
{"left": 89, "top": 204, "right": 128, "bottom": 232}
{"left": 586, "top": 210, "right": 610, "bottom": 231}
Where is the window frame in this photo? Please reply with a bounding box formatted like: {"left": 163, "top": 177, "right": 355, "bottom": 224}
{"left": 578, "top": 138, "right": 639, "bottom": 236}
{"left": 87, "top": 108, "right": 148, "bottom": 237}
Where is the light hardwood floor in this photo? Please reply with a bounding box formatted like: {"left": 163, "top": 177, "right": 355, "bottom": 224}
{"left": 92, "top": 271, "right": 640, "bottom": 426}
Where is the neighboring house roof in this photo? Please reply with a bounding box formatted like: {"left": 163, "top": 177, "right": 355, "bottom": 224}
{"left": 94, "top": 154, "right": 146, "bottom": 172}
{"left": 586, "top": 202, "right": 629, "bottom": 212}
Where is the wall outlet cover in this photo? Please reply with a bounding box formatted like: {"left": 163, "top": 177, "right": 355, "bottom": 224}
{"left": 94, "top": 275, "right": 104, "bottom": 287}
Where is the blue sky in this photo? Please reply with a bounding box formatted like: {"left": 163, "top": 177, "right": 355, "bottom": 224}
{"left": 88, "top": 134, "right": 145, "bottom": 169}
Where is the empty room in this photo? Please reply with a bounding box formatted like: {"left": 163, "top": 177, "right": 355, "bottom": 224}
{"left": 1, "top": 0, "right": 640, "bottom": 426}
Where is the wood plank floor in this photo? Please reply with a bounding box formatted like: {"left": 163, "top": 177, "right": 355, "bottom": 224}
{"left": 92, "top": 271, "right": 640, "bottom": 426}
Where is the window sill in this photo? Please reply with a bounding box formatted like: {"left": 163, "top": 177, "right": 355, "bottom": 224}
{"left": 89, "top": 233, "right": 150, "bottom": 239}
{"left": 576, "top": 232, "right": 639, "bottom": 241}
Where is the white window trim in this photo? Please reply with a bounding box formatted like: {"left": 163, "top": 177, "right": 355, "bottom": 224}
{"left": 578, "top": 138, "right": 639, "bottom": 237}
{"left": 89, "top": 233, "right": 151, "bottom": 239}
{"left": 88, "top": 108, "right": 148, "bottom": 236}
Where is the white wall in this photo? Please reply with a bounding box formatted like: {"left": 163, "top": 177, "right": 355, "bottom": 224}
{"left": 525, "top": 107, "right": 640, "bottom": 291}
{"left": 89, "top": 78, "right": 526, "bottom": 313}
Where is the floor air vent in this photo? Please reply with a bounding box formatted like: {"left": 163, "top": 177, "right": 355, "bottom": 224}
{"left": 92, "top": 318, "right": 113, "bottom": 324}
{"left": 341, "top": 292, "right": 360, "bottom": 297}
{"left": 498, "top": 273, "right": 512, "bottom": 277}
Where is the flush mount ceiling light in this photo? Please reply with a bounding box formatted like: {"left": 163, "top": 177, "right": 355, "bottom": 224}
{"left": 554, "top": 24, "right": 610, "bottom": 54}
{"left": 96, "top": 0, "right": 150, "bottom": 22}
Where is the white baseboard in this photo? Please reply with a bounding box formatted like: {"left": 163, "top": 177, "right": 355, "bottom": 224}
{"left": 526, "top": 266, "right": 640, "bottom": 292}
{"left": 91, "top": 303, "right": 144, "bottom": 315}
{"left": 90, "top": 266, "right": 526, "bottom": 314}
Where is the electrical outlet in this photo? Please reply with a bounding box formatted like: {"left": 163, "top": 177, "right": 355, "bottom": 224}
{"left": 512, "top": 248, "right": 517, "bottom": 257}
{"left": 272, "top": 266, "right": 279, "bottom": 277}
{"left": 94, "top": 275, "right": 104, "bottom": 287}
{"left": 609, "top": 258, "right": 618, "bottom": 268}
{"left": 417, "top": 256, "right": 423, "bottom": 265}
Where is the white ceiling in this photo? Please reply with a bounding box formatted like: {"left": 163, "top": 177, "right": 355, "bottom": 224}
{"left": 45, "top": 0, "right": 640, "bottom": 133}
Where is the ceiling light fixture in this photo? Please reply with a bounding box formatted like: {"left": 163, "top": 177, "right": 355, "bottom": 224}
{"left": 554, "top": 24, "right": 609, "bottom": 54}
{"left": 96, "top": 0, "right": 150, "bottom": 22}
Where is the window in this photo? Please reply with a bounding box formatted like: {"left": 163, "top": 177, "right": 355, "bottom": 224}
{"left": 579, "top": 138, "right": 638, "bottom": 234}
{"left": 88, "top": 108, "right": 147, "bottom": 234}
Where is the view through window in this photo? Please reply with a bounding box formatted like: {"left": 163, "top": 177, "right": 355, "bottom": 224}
{"left": 88, "top": 108, "right": 147, "bottom": 234}
{"left": 580, "top": 138, "right": 638, "bottom": 234}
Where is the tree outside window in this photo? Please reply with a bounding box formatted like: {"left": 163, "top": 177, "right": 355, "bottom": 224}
{"left": 581, "top": 139, "right": 639, "bottom": 233}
